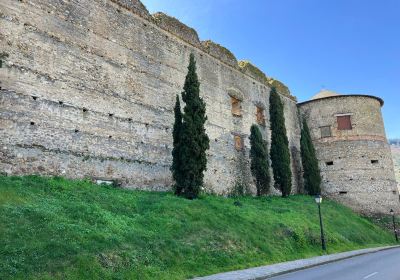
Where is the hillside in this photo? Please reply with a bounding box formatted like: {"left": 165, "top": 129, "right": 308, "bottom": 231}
{"left": 0, "top": 176, "right": 396, "bottom": 280}
{"left": 391, "top": 145, "right": 400, "bottom": 183}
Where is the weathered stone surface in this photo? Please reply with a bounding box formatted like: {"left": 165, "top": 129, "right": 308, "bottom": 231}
{"left": 268, "top": 78, "right": 294, "bottom": 100}
{"left": 238, "top": 60, "right": 268, "bottom": 84}
{"left": 201, "top": 40, "right": 238, "bottom": 68}
{"left": 152, "top": 12, "right": 201, "bottom": 47}
{"left": 110, "top": 0, "right": 152, "bottom": 21}
{"left": 299, "top": 95, "right": 399, "bottom": 215}
{"left": 0, "top": 0, "right": 301, "bottom": 195}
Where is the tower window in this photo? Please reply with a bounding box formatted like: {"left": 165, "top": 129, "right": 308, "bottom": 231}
{"left": 256, "top": 106, "right": 265, "bottom": 125}
{"left": 337, "top": 115, "right": 352, "bottom": 130}
{"left": 320, "top": 126, "right": 332, "bottom": 138}
{"left": 231, "top": 97, "right": 242, "bottom": 117}
{"left": 371, "top": 160, "right": 379, "bottom": 164}
{"left": 326, "top": 161, "right": 334, "bottom": 166}
{"left": 339, "top": 191, "right": 348, "bottom": 195}
{"left": 234, "top": 135, "right": 243, "bottom": 151}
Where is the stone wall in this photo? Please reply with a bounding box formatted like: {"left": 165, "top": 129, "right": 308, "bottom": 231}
{"left": 0, "top": 0, "right": 301, "bottom": 194}
{"left": 299, "top": 95, "right": 400, "bottom": 214}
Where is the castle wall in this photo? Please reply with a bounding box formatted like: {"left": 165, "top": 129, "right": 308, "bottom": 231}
{"left": 0, "top": 0, "right": 301, "bottom": 194}
{"left": 299, "top": 96, "right": 400, "bottom": 214}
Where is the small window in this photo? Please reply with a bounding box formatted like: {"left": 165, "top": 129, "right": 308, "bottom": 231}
{"left": 256, "top": 106, "right": 265, "bottom": 125}
{"left": 339, "top": 191, "right": 348, "bottom": 195}
{"left": 326, "top": 161, "right": 334, "bottom": 166}
{"left": 320, "top": 126, "right": 332, "bottom": 138}
{"left": 371, "top": 160, "right": 379, "bottom": 164}
{"left": 231, "top": 97, "right": 242, "bottom": 117}
{"left": 234, "top": 135, "right": 243, "bottom": 151}
{"left": 0, "top": 52, "right": 9, "bottom": 68}
{"left": 337, "top": 115, "right": 352, "bottom": 130}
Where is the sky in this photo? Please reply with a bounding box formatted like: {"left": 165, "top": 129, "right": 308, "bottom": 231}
{"left": 142, "top": 0, "right": 399, "bottom": 139}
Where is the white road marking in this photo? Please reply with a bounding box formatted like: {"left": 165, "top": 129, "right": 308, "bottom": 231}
{"left": 363, "top": 272, "right": 378, "bottom": 279}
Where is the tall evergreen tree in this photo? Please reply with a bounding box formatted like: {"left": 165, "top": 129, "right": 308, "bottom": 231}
{"left": 249, "top": 124, "right": 270, "bottom": 196}
{"left": 300, "top": 118, "right": 321, "bottom": 195}
{"left": 178, "top": 54, "right": 210, "bottom": 199}
{"left": 171, "top": 95, "right": 183, "bottom": 195}
{"left": 269, "top": 87, "right": 292, "bottom": 197}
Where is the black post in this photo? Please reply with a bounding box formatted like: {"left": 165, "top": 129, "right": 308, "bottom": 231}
{"left": 318, "top": 203, "right": 327, "bottom": 251}
{"left": 392, "top": 213, "right": 398, "bottom": 242}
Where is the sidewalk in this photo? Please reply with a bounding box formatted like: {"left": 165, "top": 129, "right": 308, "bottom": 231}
{"left": 192, "top": 245, "right": 399, "bottom": 280}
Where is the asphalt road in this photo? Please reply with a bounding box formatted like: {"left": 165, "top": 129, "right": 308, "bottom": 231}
{"left": 270, "top": 247, "right": 400, "bottom": 280}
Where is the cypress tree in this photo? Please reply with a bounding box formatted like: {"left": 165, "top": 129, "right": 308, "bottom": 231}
{"left": 300, "top": 117, "right": 321, "bottom": 195}
{"left": 178, "top": 54, "right": 210, "bottom": 199}
{"left": 249, "top": 124, "right": 270, "bottom": 196}
{"left": 269, "top": 87, "right": 292, "bottom": 197}
{"left": 171, "top": 95, "right": 183, "bottom": 195}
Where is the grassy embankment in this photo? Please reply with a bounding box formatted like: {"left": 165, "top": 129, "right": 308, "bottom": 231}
{"left": 0, "top": 176, "right": 396, "bottom": 279}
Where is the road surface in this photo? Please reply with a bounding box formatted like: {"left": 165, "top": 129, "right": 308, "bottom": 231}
{"left": 270, "top": 247, "right": 400, "bottom": 280}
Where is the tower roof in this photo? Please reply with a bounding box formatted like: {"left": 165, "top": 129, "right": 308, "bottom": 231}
{"left": 298, "top": 89, "right": 384, "bottom": 107}
{"left": 311, "top": 90, "right": 340, "bottom": 100}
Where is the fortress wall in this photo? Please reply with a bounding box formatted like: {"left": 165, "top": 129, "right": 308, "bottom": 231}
{"left": 299, "top": 96, "right": 399, "bottom": 214}
{"left": 0, "top": 0, "right": 301, "bottom": 193}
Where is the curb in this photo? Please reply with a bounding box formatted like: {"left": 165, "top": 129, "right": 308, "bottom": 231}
{"left": 192, "top": 245, "right": 400, "bottom": 280}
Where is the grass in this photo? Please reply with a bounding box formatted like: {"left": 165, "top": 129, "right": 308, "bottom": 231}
{"left": 0, "top": 176, "right": 397, "bottom": 279}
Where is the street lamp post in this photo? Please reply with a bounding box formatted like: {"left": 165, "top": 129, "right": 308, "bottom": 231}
{"left": 315, "top": 195, "right": 327, "bottom": 251}
{"left": 390, "top": 209, "right": 398, "bottom": 242}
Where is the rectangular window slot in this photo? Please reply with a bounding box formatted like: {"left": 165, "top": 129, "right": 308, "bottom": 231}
{"left": 337, "top": 115, "right": 352, "bottom": 130}
{"left": 371, "top": 160, "right": 379, "bottom": 164}
{"left": 326, "top": 161, "right": 334, "bottom": 166}
{"left": 108, "top": 113, "right": 114, "bottom": 117}
{"left": 30, "top": 121, "right": 35, "bottom": 126}
{"left": 0, "top": 53, "right": 9, "bottom": 68}
{"left": 320, "top": 126, "right": 332, "bottom": 138}
{"left": 32, "top": 96, "right": 38, "bottom": 100}
{"left": 231, "top": 97, "right": 242, "bottom": 117}
{"left": 339, "top": 191, "right": 348, "bottom": 195}
{"left": 234, "top": 135, "right": 243, "bottom": 151}
{"left": 256, "top": 106, "right": 265, "bottom": 126}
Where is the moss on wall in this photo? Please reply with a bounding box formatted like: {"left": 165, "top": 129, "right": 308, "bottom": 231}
{"left": 201, "top": 40, "right": 237, "bottom": 67}
{"left": 152, "top": 12, "right": 201, "bottom": 47}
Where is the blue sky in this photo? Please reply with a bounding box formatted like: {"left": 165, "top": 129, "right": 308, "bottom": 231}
{"left": 142, "top": 0, "right": 399, "bottom": 139}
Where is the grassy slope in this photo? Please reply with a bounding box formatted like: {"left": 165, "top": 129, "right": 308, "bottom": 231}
{"left": 0, "top": 176, "right": 396, "bottom": 280}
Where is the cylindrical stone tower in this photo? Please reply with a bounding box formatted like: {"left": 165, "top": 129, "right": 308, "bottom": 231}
{"left": 298, "top": 90, "right": 399, "bottom": 215}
